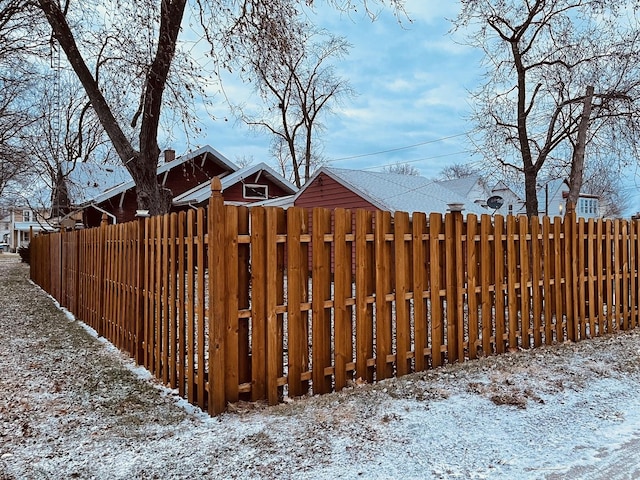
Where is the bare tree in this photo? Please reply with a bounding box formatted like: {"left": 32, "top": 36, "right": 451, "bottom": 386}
{"left": 383, "top": 162, "right": 420, "bottom": 176}
{"left": 22, "top": 70, "right": 115, "bottom": 218}
{"left": 454, "top": 0, "right": 640, "bottom": 217}
{"left": 32, "top": 0, "right": 405, "bottom": 214}
{"left": 438, "top": 163, "right": 479, "bottom": 181}
{"left": 0, "top": 0, "right": 47, "bottom": 200}
{"left": 233, "top": 21, "right": 354, "bottom": 188}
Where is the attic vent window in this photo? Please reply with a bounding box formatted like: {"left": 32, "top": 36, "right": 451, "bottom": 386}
{"left": 243, "top": 184, "right": 268, "bottom": 200}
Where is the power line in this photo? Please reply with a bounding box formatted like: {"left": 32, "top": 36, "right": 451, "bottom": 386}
{"left": 328, "top": 132, "right": 470, "bottom": 162}
{"left": 360, "top": 150, "right": 473, "bottom": 171}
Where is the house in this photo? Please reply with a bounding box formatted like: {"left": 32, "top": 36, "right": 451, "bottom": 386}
{"left": 488, "top": 178, "right": 602, "bottom": 219}
{"left": 488, "top": 180, "right": 526, "bottom": 216}
{"left": 0, "top": 205, "right": 55, "bottom": 252}
{"left": 60, "top": 146, "right": 298, "bottom": 227}
{"left": 293, "top": 167, "right": 488, "bottom": 216}
{"left": 436, "top": 175, "right": 492, "bottom": 210}
{"left": 66, "top": 146, "right": 239, "bottom": 227}
{"left": 172, "top": 162, "right": 298, "bottom": 209}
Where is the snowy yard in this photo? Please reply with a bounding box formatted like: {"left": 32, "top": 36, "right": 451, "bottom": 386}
{"left": 1, "top": 254, "right": 640, "bottom": 479}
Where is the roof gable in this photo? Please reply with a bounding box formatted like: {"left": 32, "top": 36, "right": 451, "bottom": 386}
{"left": 172, "top": 162, "right": 298, "bottom": 206}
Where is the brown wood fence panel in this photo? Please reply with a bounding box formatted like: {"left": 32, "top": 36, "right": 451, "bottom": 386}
{"left": 28, "top": 185, "right": 640, "bottom": 417}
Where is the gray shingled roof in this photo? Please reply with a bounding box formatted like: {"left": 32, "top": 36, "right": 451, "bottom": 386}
{"left": 63, "top": 161, "right": 130, "bottom": 205}
{"left": 309, "top": 168, "right": 488, "bottom": 216}
{"left": 64, "top": 145, "right": 238, "bottom": 206}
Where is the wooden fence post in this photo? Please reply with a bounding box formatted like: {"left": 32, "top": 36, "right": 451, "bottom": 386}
{"left": 208, "top": 177, "right": 227, "bottom": 415}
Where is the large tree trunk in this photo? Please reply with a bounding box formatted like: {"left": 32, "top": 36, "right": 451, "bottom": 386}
{"left": 567, "top": 86, "right": 594, "bottom": 213}
{"left": 38, "top": 0, "right": 187, "bottom": 216}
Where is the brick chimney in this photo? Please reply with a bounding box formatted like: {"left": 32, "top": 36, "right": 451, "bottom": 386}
{"left": 164, "top": 149, "right": 176, "bottom": 163}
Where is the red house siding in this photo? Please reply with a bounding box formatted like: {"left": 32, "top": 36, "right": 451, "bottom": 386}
{"left": 294, "top": 172, "right": 378, "bottom": 274}
{"left": 294, "top": 173, "right": 378, "bottom": 211}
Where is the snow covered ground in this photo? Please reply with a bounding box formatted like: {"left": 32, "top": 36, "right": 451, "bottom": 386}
{"left": 2, "top": 254, "right": 640, "bottom": 479}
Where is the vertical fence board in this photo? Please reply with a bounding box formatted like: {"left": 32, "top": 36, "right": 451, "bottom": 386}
{"left": 375, "top": 210, "right": 394, "bottom": 379}
{"left": 185, "top": 210, "right": 196, "bottom": 405}
{"left": 631, "top": 221, "right": 638, "bottom": 329}
{"left": 208, "top": 180, "right": 227, "bottom": 415}
{"left": 169, "top": 213, "right": 178, "bottom": 389}
{"left": 519, "top": 216, "right": 531, "bottom": 349}
{"left": 265, "top": 207, "right": 283, "bottom": 405}
{"left": 334, "top": 208, "right": 353, "bottom": 390}
{"left": 224, "top": 205, "right": 240, "bottom": 404}
{"left": 466, "top": 214, "right": 479, "bottom": 360}
{"left": 394, "top": 211, "right": 411, "bottom": 375}
{"left": 566, "top": 214, "right": 577, "bottom": 342}
{"left": 429, "top": 213, "right": 443, "bottom": 367}
{"left": 576, "top": 218, "right": 586, "bottom": 340}
{"left": 479, "top": 215, "right": 493, "bottom": 355}
{"left": 195, "top": 208, "right": 206, "bottom": 410}
{"left": 553, "top": 218, "right": 564, "bottom": 343}
{"left": 412, "top": 212, "right": 428, "bottom": 370}
{"left": 596, "top": 220, "right": 604, "bottom": 335}
{"left": 530, "top": 217, "right": 542, "bottom": 347}
{"left": 237, "top": 207, "right": 252, "bottom": 398}
{"left": 494, "top": 215, "right": 506, "bottom": 354}
{"left": 176, "top": 212, "right": 186, "bottom": 397}
{"left": 312, "top": 208, "right": 333, "bottom": 394}
{"left": 605, "top": 220, "right": 614, "bottom": 334}
{"left": 250, "top": 207, "right": 267, "bottom": 401}
{"left": 587, "top": 219, "right": 597, "bottom": 337}
{"left": 619, "top": 220, "right": 626, "bottom": 331}
{"left": 506, "top": 216, "right": 518, "bottom": 351}
{"left": 287, "top": 207, "right": 309, "bottom": 397}
{"left": 542, "top": 217, "right": 553, "bottom": 345}
{"left": 355, "top": 210, "right": 375, "bottom": 383}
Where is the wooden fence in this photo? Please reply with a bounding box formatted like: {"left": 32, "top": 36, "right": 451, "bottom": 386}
{"left": 30, "top": 178, "right": 640, "bottom": 415}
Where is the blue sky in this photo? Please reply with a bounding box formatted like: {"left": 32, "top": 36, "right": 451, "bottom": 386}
{"left": 191, "top": 2, "right": 482, "bottom": 178}
{"left": 178, "top": 1, "right": 640, "bottom": 214}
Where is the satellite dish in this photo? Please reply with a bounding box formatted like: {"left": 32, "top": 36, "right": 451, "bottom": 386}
{"left": 487, "top": 195, "right": 504, "bottom": 210}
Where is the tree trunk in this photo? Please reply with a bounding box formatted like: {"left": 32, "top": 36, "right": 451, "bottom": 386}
{"left": 38, "top": 0, "right": 187, "bottom": 216}
{"left": 524, "top": 165, "right": 539, "bottom": 217}
{"left": 567, "top": 86, "right": 594, "bottom": 213}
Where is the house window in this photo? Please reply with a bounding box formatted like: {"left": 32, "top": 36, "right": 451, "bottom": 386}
{"left": 22, "top": 210, "right": 31, "bottom": 222}
{"left": 578, "top": 198, "right": 598, "bottom": 216}
{"left": 243, "top": 184, "right": 268, "bottom": 200}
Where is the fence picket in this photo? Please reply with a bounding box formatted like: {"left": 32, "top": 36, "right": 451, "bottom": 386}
{"left": 355, "top": 210, "right": 375, "bottom": 383}
{"left": 394, "top": 211, "right": 411, "bottom": 375}
{"left": 334, "top": 208, "right": 353, "bottom": 390}
{"left": 286, "top": 207, "right": 310, "bottom": 397}
{"left": 412, "top": 212, "right": 428, "bottom": 370}
{"left": 312, "top": 208, "right": 333, "bottom": 393}
{"left": 375, "top": 210, "right": 394, "bottom": 379}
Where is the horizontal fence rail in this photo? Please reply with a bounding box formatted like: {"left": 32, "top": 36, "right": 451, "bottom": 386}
{"left": 30, "top": 179, "right": 640, "bottom": 415}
